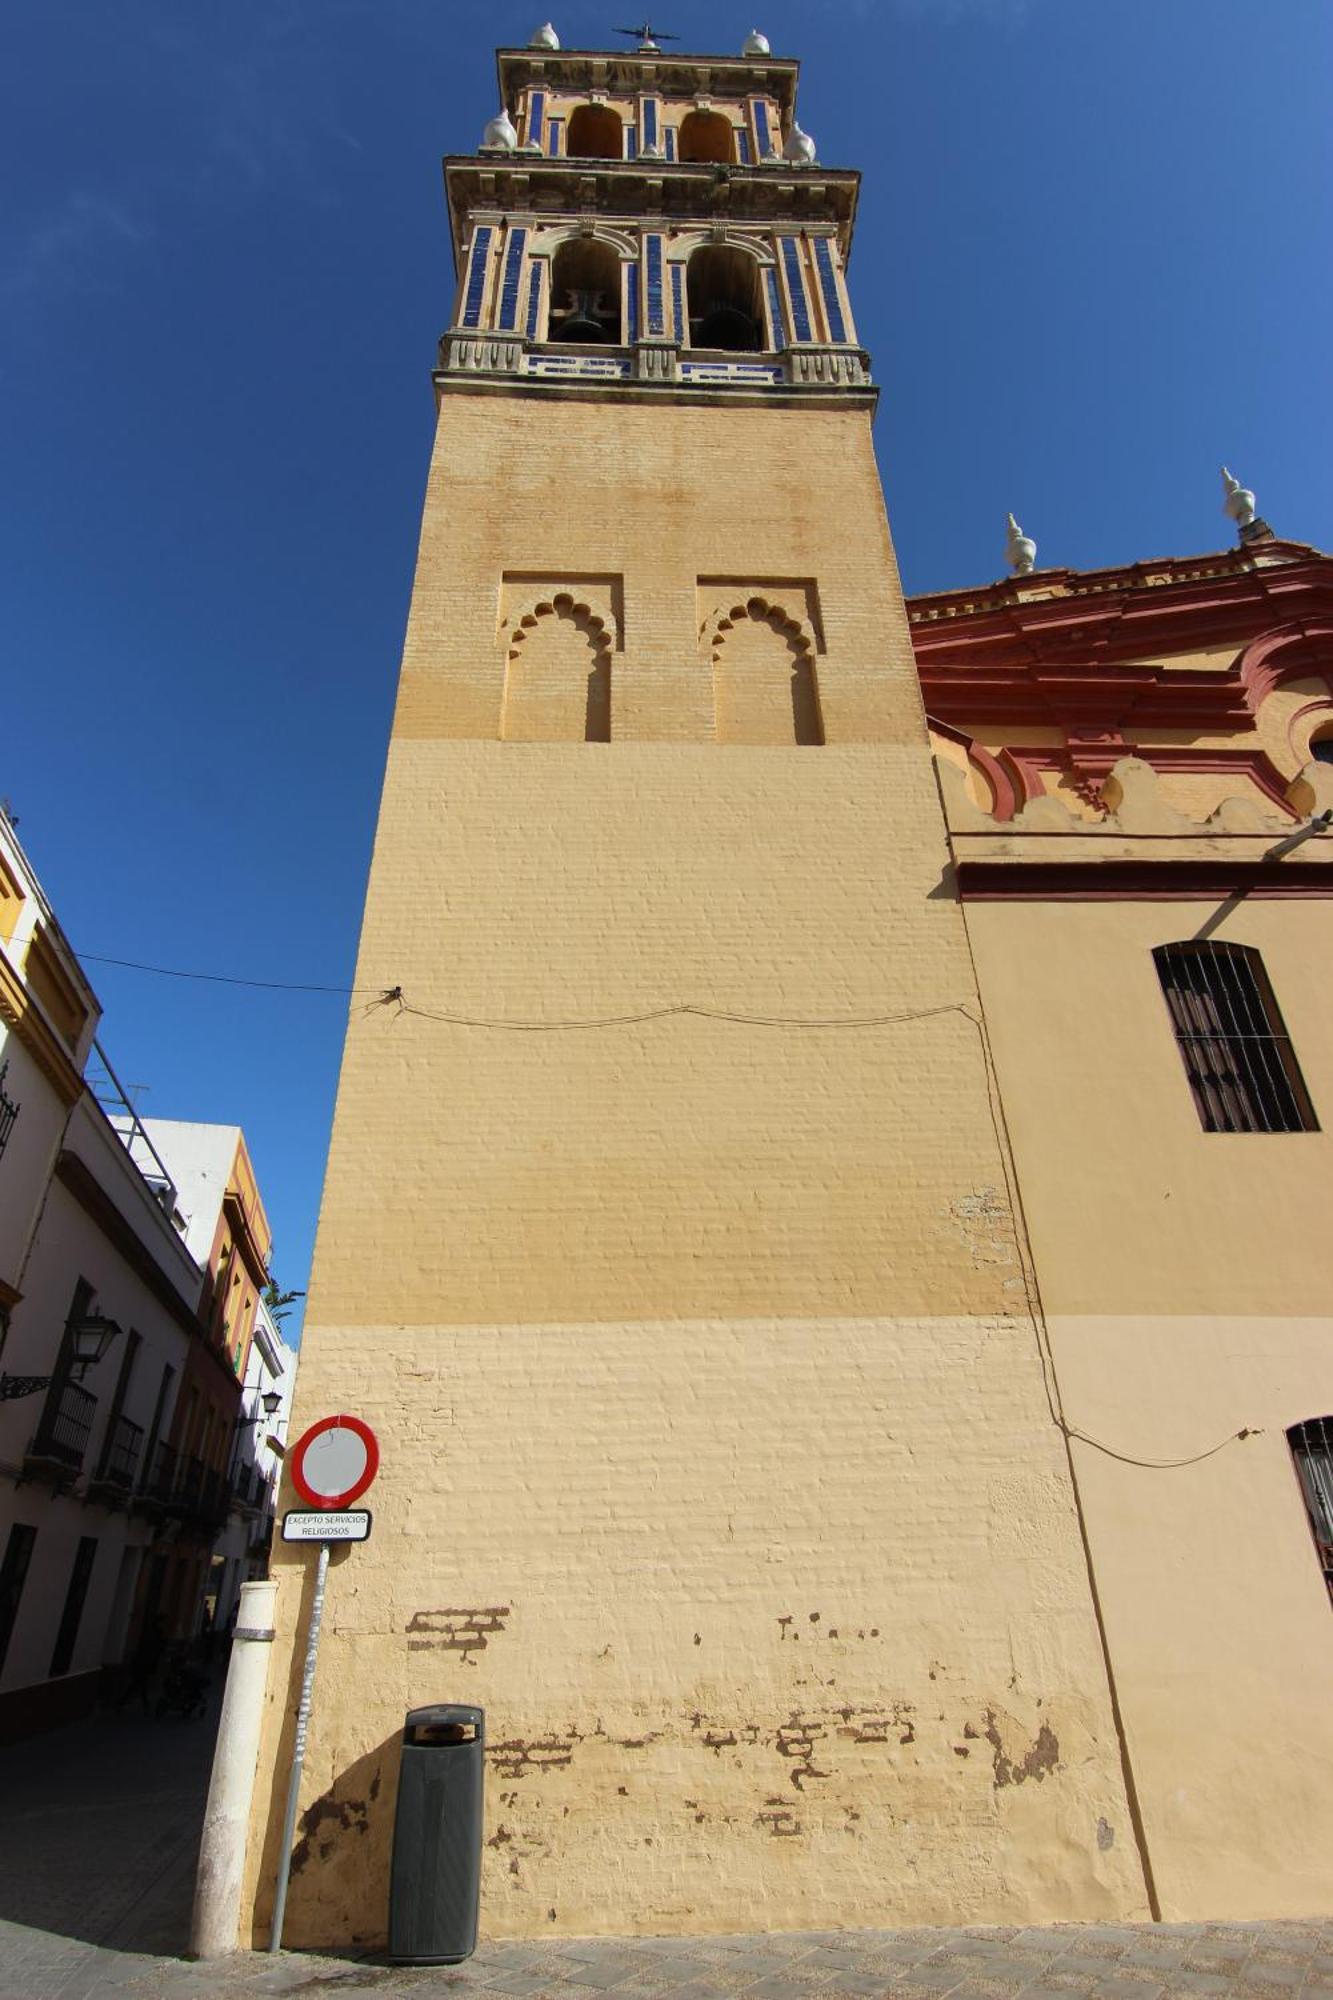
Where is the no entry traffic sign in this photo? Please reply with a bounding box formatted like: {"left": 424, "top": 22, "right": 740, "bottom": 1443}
{"left": 270, "top": 1413, "right": 381, "bottom": 1957}
{"left": 289, "top": 1414, "right": 379, "bottom": 1511}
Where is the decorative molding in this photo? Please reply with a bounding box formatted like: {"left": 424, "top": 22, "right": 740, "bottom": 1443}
{"left": 786, "top": 346, "right": 866, "bottom": 386}
{"left": 1237, "top": 620, "right": 1333, "bottom": 710}
{"left": 0, "top": 954, "right": 83, "bottom": 1108}
{"left": 636, "top": 341, "right": 678, "bottom": 382}
{"left": 443, "top": 156, "right": 859, "bottom": 269}
{"left": 439, "top": 331, "right": 524, "bottom": 374}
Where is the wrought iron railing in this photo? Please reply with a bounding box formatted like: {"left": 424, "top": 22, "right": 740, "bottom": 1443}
{"left": 99, "top": 1413, "right": 144, "bottom": 1489}
{"left": 143, "top": 1439, "right": 178, "bottom": 1503}
{"left": 33, "top": 1380, "right": 97, "bottom": 1470}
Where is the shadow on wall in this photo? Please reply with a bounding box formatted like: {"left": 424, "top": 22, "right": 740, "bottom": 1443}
{"left": 249, "top": 1552, "right": 400, "bottom": 1951}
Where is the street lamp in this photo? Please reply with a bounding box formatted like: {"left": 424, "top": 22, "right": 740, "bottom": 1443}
{"left": 0, "top": 1312, "right": 122, "bottom": 1402}
{"left": 237, "top": 1389, "right": 282, "bottom": 1426}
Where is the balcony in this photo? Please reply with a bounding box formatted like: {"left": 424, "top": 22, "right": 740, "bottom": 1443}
{"left": 91, "top": 1413, "right": 144, "bottom": 1494}
{"left": 28, "top": 1380, "right": 97, "bottom": 1473}
{"left": 141, "top": 1439, "right": 179, "bottom": 1505}
{"left": 437, "top": 331, "right": 870, "bottom": 394}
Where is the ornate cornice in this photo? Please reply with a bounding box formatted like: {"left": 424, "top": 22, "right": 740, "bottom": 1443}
{"left": 495, "top": 48, "right": 800, "bottom": 118}
{"left": 0, "top": 953, "right": 83, "bottom": 1108}
{"left": 443, "top": 158, "right": 858, "bottom": 265}
{"left": 911, "top": 544, "right": 1333, "bottom": 735}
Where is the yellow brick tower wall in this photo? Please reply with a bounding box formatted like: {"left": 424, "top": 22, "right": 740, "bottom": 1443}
{"left": 240, "top": 392, "right": 1151, "bottom": 1946}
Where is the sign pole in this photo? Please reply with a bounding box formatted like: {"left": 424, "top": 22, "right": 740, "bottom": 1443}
{"left": 268, "top": 1540, "right": 331, "bottom": 1954}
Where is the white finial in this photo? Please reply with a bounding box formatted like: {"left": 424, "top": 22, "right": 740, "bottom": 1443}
{"left": 529, "top": 22, "right": 560, "bottom": 49}
{"left": 742, "top": 28, "right": 771, "bottom": 55}
{"left": 1006, "top": 512, "right": 1037, "bottom": 576}
{"left": 1221, "top": 465, "right": 1256, "bottom": 531}
{"left": 783, "top": 122, "right": 816, "bottom": 165}
{"left": 480, "top": 108, "right": 518, "bottom": 151}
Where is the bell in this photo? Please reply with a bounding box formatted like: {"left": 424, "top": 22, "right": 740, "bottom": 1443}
{"left": 554, "top": 289, "right": 611, "bottom": 343}
{"left": 693, "top": 304, "right": 760, "bottom": 353}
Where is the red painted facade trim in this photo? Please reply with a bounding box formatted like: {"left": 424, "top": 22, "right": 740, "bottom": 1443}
{"left": 955, "top": 861, "right": 1333, "bottom": 902}
{"left": 912, "top": 549, "right": 1333, "bottom": 715}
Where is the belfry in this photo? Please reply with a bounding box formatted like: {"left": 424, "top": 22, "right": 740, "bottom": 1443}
{"left": 244, "top": 26, "right": 1156, "bottom": 1947}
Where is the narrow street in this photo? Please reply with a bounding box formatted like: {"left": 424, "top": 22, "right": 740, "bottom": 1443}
{"left": 1, "top": 1689, "right": 1331, "bottom": 2000}
{"left": 0, "top": 1681, "right": 219, "bottom": 1997}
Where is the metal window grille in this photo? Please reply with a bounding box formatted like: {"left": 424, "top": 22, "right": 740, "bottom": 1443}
{"left": 1153, "top": 941, "right": 1317, "bottom": 1134}
{"left": 0, "top": 1061, "right": 19, "bottom": 1160}
{"left": 101, "top": 1413, "right": 143, "bottom": 1489}
{"left": 147, "top": 1438, "right": 178, "bottom": 1502}
{"left": 37, "top": 1381, "right": 97, "bottom": 1470}
{"left": 1289, "top": 1418, "right": 1333, "bottom": 1603}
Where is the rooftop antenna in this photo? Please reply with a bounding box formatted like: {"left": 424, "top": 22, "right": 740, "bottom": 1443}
{"left": 616, "top": 21, "right": 680, "bottom": 52}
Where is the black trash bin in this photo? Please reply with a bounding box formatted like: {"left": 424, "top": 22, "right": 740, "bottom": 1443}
{"left": 388, "top": 1703, "right": 485, "bottom": 1963}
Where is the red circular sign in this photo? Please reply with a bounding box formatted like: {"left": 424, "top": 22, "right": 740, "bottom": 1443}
{"left": 290, "top": 1415, "right": 380, "bottom": 1510}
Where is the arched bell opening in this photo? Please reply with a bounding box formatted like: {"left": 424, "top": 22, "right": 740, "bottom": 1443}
{"left": 566, "top": 104, "right": 624, "bottom": 159}
{"left": 686, "top": 244, "right": 764, "bottom": 352}
{"left": 549, "top": 239, "right": 623, "bottom": 344}
{"left": 677, "top": 109, "right": 736, "bottom": 164}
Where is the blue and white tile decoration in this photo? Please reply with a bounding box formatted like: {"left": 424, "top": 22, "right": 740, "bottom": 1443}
{"left": 764, "top": 266, "right": 785, "bottom": 347}
{"left": 779, "top": 236, "right": 812, "bottom": 342}
{"left": 813, "top": 237, "right": 847, "bottom": 343}
{"left": 498, "top": 228, "right": 527, "bottom": 331}
{"left": 645, "top": 234, "right": 665, "bottom": 336}
{"left": 461, "top": 225, "right": 493, "bottom": 328}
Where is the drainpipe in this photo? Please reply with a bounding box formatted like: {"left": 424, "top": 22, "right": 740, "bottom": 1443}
{"left": 190, "top": 1577, "right": 277, "bottom": 1958}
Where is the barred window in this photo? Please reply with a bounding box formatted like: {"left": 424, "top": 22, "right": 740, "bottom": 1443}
{"left": 1153, "top": 941, "right": 1317, "bottom": 1134}
{"left": 1289, "top": 1418, "right": 1333, "bottom": 1603}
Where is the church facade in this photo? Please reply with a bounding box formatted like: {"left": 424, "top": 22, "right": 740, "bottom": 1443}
{"left": 242, "top": 32, "right": 1333, "bottom": 1948}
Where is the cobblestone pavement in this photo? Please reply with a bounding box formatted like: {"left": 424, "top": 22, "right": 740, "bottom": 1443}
{"left": 1, "top": 1692, "right": 1329, "bottom": 2000}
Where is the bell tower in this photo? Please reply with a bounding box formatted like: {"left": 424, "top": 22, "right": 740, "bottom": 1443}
{"left": 247, "top": 27, "right": 1149, "bottom": 1951}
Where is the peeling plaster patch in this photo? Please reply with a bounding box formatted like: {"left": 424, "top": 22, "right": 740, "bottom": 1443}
{"left": 1098, "top": 1817, "right": 1116, "bottom": 1850}
{"left": 405, "top": 1604, "right": 511, "bottom": 1662}
{"left": 489, "top": 1733, "right": 578, "bottom": 1778}
{"left": 949, "top": 1186, "right": 1016, "bottom": 1269}
{"left": 985, "top": 1710, "right": 1060, "bottom": 1787}
{"left": 833, "top": 1702, "right": 915, "bottom": 1746}
{"left": 756, "top": 1797, "right": 802, "bottom": 1837}
{"left": 776, "top": 1713, "right": 831, "bottom": 1791}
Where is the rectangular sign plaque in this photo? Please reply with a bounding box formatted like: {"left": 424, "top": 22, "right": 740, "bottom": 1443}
{"left": 282, "top": 1508, "right": 372, "bottom": 1544}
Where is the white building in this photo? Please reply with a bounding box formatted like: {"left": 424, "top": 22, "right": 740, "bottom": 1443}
{"left": 0, "top": 808, "right": 293, "bottom": 1737}
{"left": 0, "top": 810, "right": 211, "bottom": 1735}
{"left": 208, "top": 1296, "right": 297, "bottom": 1633}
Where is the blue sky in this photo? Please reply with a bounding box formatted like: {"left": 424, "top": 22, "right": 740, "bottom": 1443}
{"left": 3, "top": 1, "right": 1329, "bottom": 1332}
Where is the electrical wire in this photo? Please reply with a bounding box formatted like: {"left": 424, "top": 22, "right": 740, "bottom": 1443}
{"left": 71, "top": 945, "right": 1267, "bottom": 1471}
{"left": 76, "top": 951, "right": 371, "bottom": 995}
{"left": 395, "top": 997, "right": 969, "bottom": 1034}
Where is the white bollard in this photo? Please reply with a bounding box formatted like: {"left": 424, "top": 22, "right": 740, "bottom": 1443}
{"left": 190, "top": 1578, "right": 278, "bottom": 1958}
